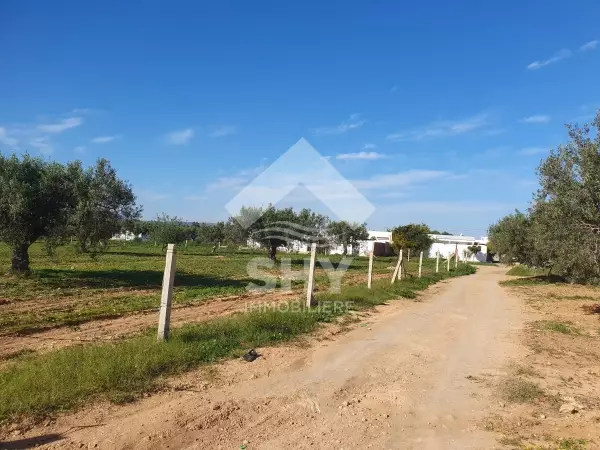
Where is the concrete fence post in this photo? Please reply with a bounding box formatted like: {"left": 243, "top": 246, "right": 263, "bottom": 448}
{"left": 447, "top": 253, "right": 451, "bottom": 272}
{"left": 367, "top": 250, "right": 374, "bottom": 289}
{"left": 418, "top": 251, "right": 423, "bottom": 278}
{"left": 391, "top": 249, "right": 402, "bottom": 284}
{"left": 407, "top": 248, "right": 410, "bottom": 262}
{"left": 306, "top": 243, "right": 317, "bottom": 307}
{"left": 436, "top": 251, "right": 440, "bottom": 273}
{"left": 397, "top": 249, "right": 404, "bottom": 281}
{"left": 157, "top": 244, "right": 176, "bottom": 341}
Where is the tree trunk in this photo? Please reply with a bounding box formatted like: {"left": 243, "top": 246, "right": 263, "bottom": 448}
{"left": 11, "top": 243, "right": 30, "bottom": 273}
{"left": 268, "top": 244, "right": 277, "bottom": 260}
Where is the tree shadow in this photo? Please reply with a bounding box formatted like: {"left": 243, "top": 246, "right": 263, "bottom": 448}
{"left": 34, "top": 268, "right": 256, "bottom": 290}
{"left": 0, "top": 433, "right": 63, "bottom": 449}
{"left": 103, "top": 251, "right": 165, "bottom": 258}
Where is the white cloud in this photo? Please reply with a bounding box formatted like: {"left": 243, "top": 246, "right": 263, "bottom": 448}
{"left": 311, "top": 114, "right": 365, "bottom": 135}
{"left": 0, "top": 127, "right": 19, "bottom": 147}
{"left": 166, "top": 128, "right": 194, "bottom": 145}
{"left": 37, "top": 117, "right": 83, "bottom": 133}
{"left": 527, "top": 49, "right": 572, "bottom": 70}
{"left": 206, "top": 165, "right": 266, "bottom": 192}
{"left": 519, "top": 147, "right": 548, "bottom": 156}
{"left": 91, "top": 135, "right": 118, "bottom": 144}
{"left": 386, "top": 114, "right": 487, "bottom": 142}
{"left": 520, "top": 115, "right": 550, "bottom": 124}
{"left": 362, "top": 143, "right": 377, "bottom": 149}
{"left": 353, "top": 169, "right": 450, "bottom": 189}
{"left": 336, "top": 151, "right": 386, "bottom": 160}
{"left": 74, "top": 146, "right": 86, "bottom": 154}
{"left": 29, "top": 137, "right": 53, "bottom": 155}
{"left": 211, "top": 126, "right": 237, "bottom": 138}
{"left": 580, "top": 40, "right": 598, "bottom": 52}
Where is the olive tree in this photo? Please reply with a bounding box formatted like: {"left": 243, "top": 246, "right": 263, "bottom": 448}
{"left": 69, "top": 159, "right": 141, "bottom": 254}
{"left": 149, "top": 214, "right": 188, "bottom": 250}
{"left": 0, "top": 154, "right": 78, "bottom": 273}
{"left": 327, "top": 221, "right": 369, "bottom": 255}
{"left": 391, "top": 223, "right": 433, "bottom": 254}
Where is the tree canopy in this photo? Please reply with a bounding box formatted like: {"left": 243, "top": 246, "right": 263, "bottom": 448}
{"left": 69, "top": 159, "right": 141, "bottom": 255}
{"left": 327, "top": 221, "right": 369, "bottom": 255}
{"left": 234, "top": 205, "right": 329, "bottom": 259}
{"left": 0, "top": 154, "right": 141, "bottom": 272}
{"left": 0, "top": 154, "right": 78, "bottom": 272}
{"left": 488, "top": 111, "right": 600, "bottom": 283}
{"left": 391, "top": 223, "right": 433, "bottom": 254}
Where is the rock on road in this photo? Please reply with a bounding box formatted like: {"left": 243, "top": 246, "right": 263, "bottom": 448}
{"left": 34, "top": 265, "right": 522, "bottom": 450}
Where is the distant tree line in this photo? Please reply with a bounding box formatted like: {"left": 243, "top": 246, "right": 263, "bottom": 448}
{"left": 0, "top": 153, "right": 453, "bottom": 273}
{"left": 488, "top": 111, "right": 600, "bottom": 283}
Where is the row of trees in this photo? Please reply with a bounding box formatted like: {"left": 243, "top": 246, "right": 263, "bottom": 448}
{"left": 488, "top": 112, "right": 600, "bottom": 283}
{"left": 0, "top": 154, "right": 452, "bottom": 272}
{"left": 137, "top": 212, "right": 443, "bottom": 261}
{"left": 0, "top": 155, "right": 140, "bottom": 273}
{"left": 141, "top": 206, "right": 371, "bottom": 260}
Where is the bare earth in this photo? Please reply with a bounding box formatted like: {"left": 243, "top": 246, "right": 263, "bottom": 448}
{"left": 2, "top": 266, "right": 523, "bottom": 449}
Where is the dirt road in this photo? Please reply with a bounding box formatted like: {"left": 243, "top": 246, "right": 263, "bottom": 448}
{"left": 6, "top": 265, "right": 522, "bottom": 450}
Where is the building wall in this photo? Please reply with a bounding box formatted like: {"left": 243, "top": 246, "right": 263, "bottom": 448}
{"left": 428, "top": 234, "right": 489, "bottom": 262}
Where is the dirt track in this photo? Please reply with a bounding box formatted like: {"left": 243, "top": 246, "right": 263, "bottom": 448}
{"left": 2, "top": 266, "right": 522, "bottom": 449}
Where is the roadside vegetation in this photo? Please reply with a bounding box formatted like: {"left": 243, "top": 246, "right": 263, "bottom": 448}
{"left": 489, "top": 112, "right": 600, "bottom": 285}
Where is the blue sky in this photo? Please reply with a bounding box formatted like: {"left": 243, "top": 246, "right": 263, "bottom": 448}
{"left": 1, "top": 1, "right": 598, "bottom": 236}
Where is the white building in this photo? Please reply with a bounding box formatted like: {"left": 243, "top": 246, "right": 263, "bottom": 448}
{"left": 428, "top": 234, "right": 489, "bottom": 262}
{"left": 248, "top": 230, "right": 392, "bottom": 257}
{"left": 110, "top": 231, "right": 144, "bottom": 241}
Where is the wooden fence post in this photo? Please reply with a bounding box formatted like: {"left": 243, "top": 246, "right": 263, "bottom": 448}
{"left": 418, "top": 251, "right": 423, "bottom": 278}
{"left": 157, "top": 244, "right": 176, "bottom": 341}
{"left": 436, "top": 251, "right": 440, "bottom": 273}
{"left": 367, "top": 250, "right": 374, "bottom": 289}
{"left": 455, "top": 246, "right": 458, "bottom": 268}
{"left": 447, "top": 253, "right": 451, "bottom": 272}
{"left": 306, "top": 243, "right": 317, "bottom": 307}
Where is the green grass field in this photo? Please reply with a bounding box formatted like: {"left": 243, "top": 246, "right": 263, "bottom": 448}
{"left": 0, "top": 256, "right": 476, "bottom": 422}
{"left": 0, "top": 241, "right": 454, "bottom": 335}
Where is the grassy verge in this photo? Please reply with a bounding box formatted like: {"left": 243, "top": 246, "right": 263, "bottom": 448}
{"left": 505, "top": 265, "right": 550, "bottom": 277}
{"left": 0, "top": 264, "right": 475, "bottom": 422}
{"left": 500, "top": 275, "right": 566, "bottom": 287}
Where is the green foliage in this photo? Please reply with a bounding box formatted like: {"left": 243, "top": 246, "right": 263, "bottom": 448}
{"left": 488, "top": 210, "right": 533, "bottom": 264}
{"left": 327, "top": 221, "right": 369, "bottom": 255}
{"left": 467, "top": 244, "right": 481, "bottom": 256}
{"left": 148, "top": 214, "right": 189, "bottom": 248}
{"left": 194, "top": 221, "right": 225, "bottom": 245}
{"left": 69, "top": 159, "right": 141, "bottom": 255}
{"left": 489, "top": 111, "right": 600, "bottom": 284}
{"left": 0, "top": 154, "right": 79, "bottom": 272}
{"left": 391, "top": 223, "right": 433, "bottom": 254}
{"left": 505, "top": 265, "right": 548, "bottom": 277}
{"left": 235, "top": 205, "right": 329, "bottom": 259}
